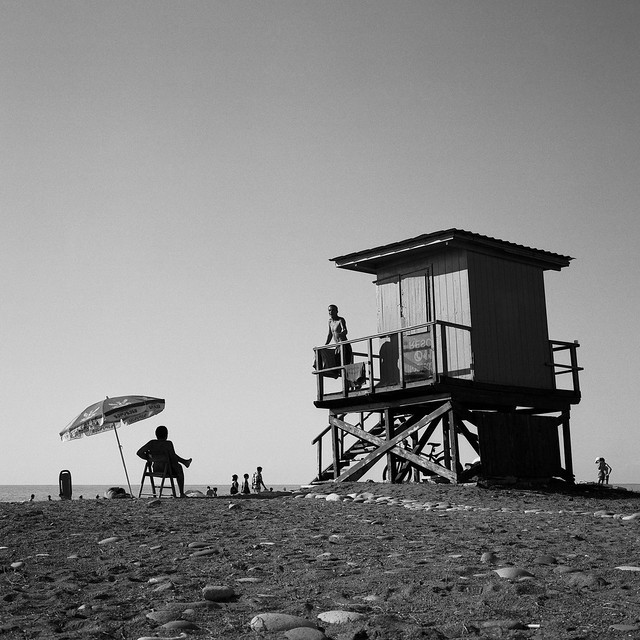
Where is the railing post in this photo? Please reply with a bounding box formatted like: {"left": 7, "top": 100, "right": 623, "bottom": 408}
{"left": 315, "top": 349, "right": 325, "bottom": 401}
{"left": 399, "top": 329, "right": 405, "bottom": 388}
{"left": 440, "top": 323, "right": 449, "bottom": 377}
{"left": 339, "top": 343, "right": 348, "bottom": 396}
{"left": 570, "top": 342, "right": 580, "bottom": 395}
{"left": 368, "top": 337, "right": 375, "bottom": 395}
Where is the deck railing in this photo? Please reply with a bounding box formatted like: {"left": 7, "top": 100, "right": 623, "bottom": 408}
{"left": 313, "top": 325, "right": 582, "bottom": 402}
{"left": 548, "top": 340, "right": 582, "bottom": 394}
{"left": 312, "top": 320, "right": 473, "bottom": 402}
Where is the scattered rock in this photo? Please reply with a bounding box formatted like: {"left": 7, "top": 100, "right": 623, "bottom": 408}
{"left": 493, "top": 567, "right": 534, "bottom": 579}
{"left": 317, "top": 610, "right": 366, "bottom": 624}
{"left": 159, "top": 620, "right": 199, "bottom": 630}
{"left": 480, "top": 552, "right": 497, "bottom": 564}
{"left": 563, "top": 571, "right": 608, "bottom": 589}
{"left": 284, "top": 628, "right": 328, "bottom": 640}
{"left": 146, "top": 610, "right": 176, "bottom": 625}
{"left": 610, "top": 624, "right": 640, "bottom": 632}
{"left": 249, "top": 613, "right": 317, "bottom": 632}
{"left": 202, "top": 585, "right": 235, "bottom": 602}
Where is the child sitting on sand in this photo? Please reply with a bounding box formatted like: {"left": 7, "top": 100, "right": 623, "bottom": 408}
{"left": 230, "top": 474, "right": 239, "bottom": 495}
{"left": 241, "top": 473, "right": 251, "bottom": 494}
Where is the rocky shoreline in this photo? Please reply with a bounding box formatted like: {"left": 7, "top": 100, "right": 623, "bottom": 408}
{"left": 2, "top": 482, "right": 640, "bottom": 639}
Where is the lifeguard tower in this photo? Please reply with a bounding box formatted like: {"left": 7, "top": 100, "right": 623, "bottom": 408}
{"left": 312, "top": 229, "right": 582, "bottom": 484}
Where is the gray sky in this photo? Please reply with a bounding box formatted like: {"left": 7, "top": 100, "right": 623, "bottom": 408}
{"left": 2, "top": 1, "right": 639, "bottom": 487}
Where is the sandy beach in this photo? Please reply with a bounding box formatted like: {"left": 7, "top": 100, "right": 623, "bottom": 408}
{"left": 2, "top": 482, "right": 640, "bottom": 639}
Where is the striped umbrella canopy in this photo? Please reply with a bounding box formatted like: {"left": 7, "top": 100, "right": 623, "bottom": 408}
{"left": 60, "top": 395, "right": 165, "bottom": 442}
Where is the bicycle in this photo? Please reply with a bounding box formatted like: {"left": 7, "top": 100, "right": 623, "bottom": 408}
{"left": 382, "top": 441, "right": 445, "bottom": 481}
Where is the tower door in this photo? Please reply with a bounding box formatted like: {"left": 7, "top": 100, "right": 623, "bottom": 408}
{"left": 400, "top": 269, "right": 431, "bottom": 329}
{"left": 400, "top": 269, "right": 433, "bottom": 381}
{"left": 376, "top": 269, "right": 432, "bottom": 386}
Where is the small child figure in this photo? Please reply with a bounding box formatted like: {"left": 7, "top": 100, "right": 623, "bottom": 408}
{"left": 251, "top": 466, "right": 267, "bottom": 494}
{"left": 230, "top": 474, "right": 239, "bottom": 495}
{"left": 241, "top": 473, "right": 251, "bottom": 495}
{"left": 596, "top": 457, "right": 612, "bottom": 485}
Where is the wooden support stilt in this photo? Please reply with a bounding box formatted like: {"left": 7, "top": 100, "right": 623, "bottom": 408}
{"left": 561, "top": 409, "right": 574, "bottom": 483}
{"left": 331, "top": 414, "right": 340, "bottom": 480}
{"left": 384, "top": 409, "right": 396, "bottom": 483}
{"left": 447, "top": 405, "right": 460, "bottom": 477}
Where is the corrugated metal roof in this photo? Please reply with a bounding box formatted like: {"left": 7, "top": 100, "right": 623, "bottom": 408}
{"left": 331, "top": 228, "right": 573, "bottom": 273}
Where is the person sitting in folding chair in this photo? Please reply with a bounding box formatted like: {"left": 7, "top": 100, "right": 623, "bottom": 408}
{"left": 136, "top": 426, "right": 192, "bottom": 498}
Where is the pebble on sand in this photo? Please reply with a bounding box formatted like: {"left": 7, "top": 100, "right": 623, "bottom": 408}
{"left": 160, "top": 620, "right": 199, "bottom": 630}
{"left": 249, "top": 613, "right": 318, "bottom": 633}
{"left": 284, "top": 628, "right": 328, "bottom": 640}
{"left": 146, "top": 610, "right": 177, "bottom": 625}
{"left": 317, "top": 610, "right": 366, "bottom": 624}
{"left": 202, "top": 585, "right": 235, "bottom": 602}
{"left": 493, "top": 567, "right": 534, "bottom": 579}
{"left": 563, "top": 571, "right": 608, "bottom": 589}
{"left": 610, "top": 624, "right": 640, "bottom": 632}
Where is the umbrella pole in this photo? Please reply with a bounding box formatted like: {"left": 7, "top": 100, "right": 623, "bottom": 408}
{"left": 113, "top": 423, "right": 133, "bottom": 497}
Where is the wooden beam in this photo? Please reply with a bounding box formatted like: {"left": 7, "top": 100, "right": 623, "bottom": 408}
{"left": 446, "top": 405, "right": 459, "bottom": 478}
{"left": 331, "top": 402, "right": 455, "bottom": 482}
{"left": 454, "top": 416, "right": 479, "bottom": 454}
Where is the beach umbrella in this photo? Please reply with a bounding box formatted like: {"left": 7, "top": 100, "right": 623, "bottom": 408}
{"left": 59, "top": 395, "right": 165, "bottom": 496}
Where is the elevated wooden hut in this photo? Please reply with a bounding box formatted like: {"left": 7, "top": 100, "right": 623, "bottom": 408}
{"left": 312, "top": 229, "right": 581, "bottom": 484}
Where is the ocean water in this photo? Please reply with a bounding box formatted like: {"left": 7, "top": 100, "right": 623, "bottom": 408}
{"left": 2, "top": 483, "right": 638, "bottom": 503}
{"left": 0, "top": 484, "right": 302, "bottom": 503}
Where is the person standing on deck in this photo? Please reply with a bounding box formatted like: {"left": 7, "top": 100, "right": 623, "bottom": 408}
{"left": 326, "top": 304, "right": 352, "bottom": 365}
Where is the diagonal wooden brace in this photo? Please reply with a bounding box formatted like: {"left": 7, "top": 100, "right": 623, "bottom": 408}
{"left": 330, "top": 401, "right": 455, "bottom": 482}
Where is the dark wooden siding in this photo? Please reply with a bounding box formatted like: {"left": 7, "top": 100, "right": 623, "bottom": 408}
{"left": 477, "top": 413, "right": 561, "bottom": 478}
{"left": 468, "top": 251, "right": 553, "bottom": 388}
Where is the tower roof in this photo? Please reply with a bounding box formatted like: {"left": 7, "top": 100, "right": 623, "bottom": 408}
{"left": 331, "top": 229, "right": 573, "bottom": 274}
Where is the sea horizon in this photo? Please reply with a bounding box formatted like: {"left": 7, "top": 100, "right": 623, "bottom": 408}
{"left": 0, "top": 483, "right": 305, "bottom": 502}
{"left": 1, "top": 482, "right": 638, "bottom": 503}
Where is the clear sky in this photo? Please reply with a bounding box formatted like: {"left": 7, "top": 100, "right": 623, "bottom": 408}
{"left": 1, "top": 1, "right": 639, "bottom": 488}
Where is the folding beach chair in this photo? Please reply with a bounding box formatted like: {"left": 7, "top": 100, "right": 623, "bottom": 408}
{"left": 138, "top": 455, "right": 177, "bottom": 498}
